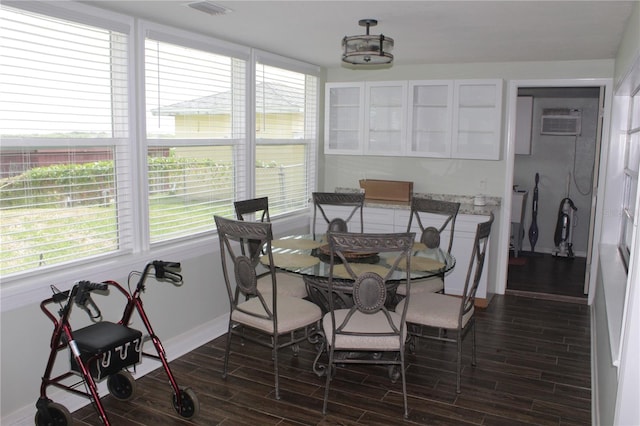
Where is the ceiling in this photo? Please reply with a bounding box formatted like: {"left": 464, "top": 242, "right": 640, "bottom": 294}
{"left": 87, "top": 1, "right": 635, "bottom": 69}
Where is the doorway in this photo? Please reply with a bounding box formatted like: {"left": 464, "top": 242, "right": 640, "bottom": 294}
{"left": 506, "top": 86, "right": 603, "bottom": 301}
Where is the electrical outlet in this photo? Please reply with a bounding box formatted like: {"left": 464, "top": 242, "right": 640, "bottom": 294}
{"left": 479, "top": 178, "right": 487, "bottom": 192}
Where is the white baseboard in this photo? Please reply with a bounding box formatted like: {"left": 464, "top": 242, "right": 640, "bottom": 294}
{"left": 3, "top": 314, "right": 229, "bottom": 426}
{"left": 590, "top": 304, "right": 599, "bottom": 426}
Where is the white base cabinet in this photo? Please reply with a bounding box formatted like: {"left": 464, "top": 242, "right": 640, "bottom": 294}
{"left": 363, "top": 207, "right": 395, "bottom": 233}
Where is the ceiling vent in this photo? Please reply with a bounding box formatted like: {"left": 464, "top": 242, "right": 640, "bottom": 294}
{"left": 541, "top": 108, "right": 582, "bottom": 136}
{"left": 186, "top": 1, "right": 232, "bottom": 16}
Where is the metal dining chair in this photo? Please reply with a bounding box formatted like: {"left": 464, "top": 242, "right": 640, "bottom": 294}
{"left": 396, "top": 197, "right": 460, "bottom": 296}
{"left": 312, "top": 192, "right": 365, "bottom": 239}
{"left": 234, "top": 196, "right": 270, "bottom": 223}
{"left": 395, "top": 212, "right": 493, "bottom": 393}
{"left": 321, "top": 230, "right": 415, "bottom": 418}
{"left": 233, "top": 197, "right": 308, "bottom": 299}
{"left": 214, "top": 215, "right": 322, "bottom": 400}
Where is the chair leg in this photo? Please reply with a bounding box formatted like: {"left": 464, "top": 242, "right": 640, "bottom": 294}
{"left": 456, "top": 335, "right": 462, "bottom": 394}
{"left": 273, "top": 335, "right": 280, "bottom": 400}
{"left": 222, "top": 323, "right": 233, "bottom": 379}
{"left": 322, "top": 347, "right": 334, "bottom": 414}
{"left": 400, "top": 351, "right": 408, "bottom": 419}
{"left": 471, "top": 320, "right": 477, "bottom": 366}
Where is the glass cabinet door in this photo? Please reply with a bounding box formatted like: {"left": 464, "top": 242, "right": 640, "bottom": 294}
{"left": 452, "top": 80, "right": 503, "bottom": 160}
{"left": 407, "top": 81, "right": 453, "bottom": 157}
{"left": 364, "top": 81, "right": 407, "bottom": 156}
{"left": 324, "top": 83, "right": 365, "bottom": 154}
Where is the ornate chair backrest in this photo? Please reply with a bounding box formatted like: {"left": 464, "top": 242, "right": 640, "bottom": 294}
{"left": 312, "top": 192, "right": 365, "bottom": 239}
{"left": 326, "top": 231, "right": 415, "bottom": 345}
{"left": 234, "top": 197, "right": 270, "bottom": 223}
{"left": 214, "top": 215, "right": 276, "bottom": 321}
{"left": 458, "top": 212, "right": 494, "bottom": 328}
{"left": 234, "top": 197, "right": 270, "bottom": 257}
{"left": 407, "top": 197, "right": 460, "bottom": 253}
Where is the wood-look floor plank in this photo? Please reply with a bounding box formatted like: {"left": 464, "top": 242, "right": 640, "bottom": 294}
{"left": 70, "top": 292, "right": 590, "bottom": 425}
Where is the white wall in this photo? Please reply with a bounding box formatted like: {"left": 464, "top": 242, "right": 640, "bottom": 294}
{"left": 595, "top": 2, "right": 640, "bottom": 425}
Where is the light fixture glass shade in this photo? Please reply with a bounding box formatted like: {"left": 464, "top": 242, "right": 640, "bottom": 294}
{"left": 342, "top": 35, "right": 394, "bottom": 64}
{"left": 342, "top": 19, "right": 394, "bottom": 65}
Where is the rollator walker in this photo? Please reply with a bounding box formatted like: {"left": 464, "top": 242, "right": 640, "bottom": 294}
{"left": 35, "top": 260, "right": 200, "bottom": 425}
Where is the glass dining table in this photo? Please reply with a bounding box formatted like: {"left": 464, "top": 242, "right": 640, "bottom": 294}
{"left": 261, "top": 233, "right": 456, "bottom": 377}
{"left": 262, "top": 233, "right": 456, "bottom": 311}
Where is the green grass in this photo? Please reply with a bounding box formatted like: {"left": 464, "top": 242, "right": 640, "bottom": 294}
{"left": 0, "top": 201, "right": 234, "bottom": 275}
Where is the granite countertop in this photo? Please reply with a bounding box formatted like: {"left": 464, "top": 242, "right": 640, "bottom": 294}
{"left": 335, "top": 188, "right": 500, "bottom": 216}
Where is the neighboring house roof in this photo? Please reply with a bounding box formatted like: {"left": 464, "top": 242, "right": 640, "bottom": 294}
{"left": 152, "top": 82, "right": 303, "bottom": 116}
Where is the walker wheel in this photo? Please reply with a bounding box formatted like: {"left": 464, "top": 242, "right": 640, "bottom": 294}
{"left": 107, "top": 370, "right": 136, "bottom": 401}
{"left": 172, "top": 387, "right": 199, "bottom": 418}
{"left": 34, "top": 401, "right": 72, "bottom": 426}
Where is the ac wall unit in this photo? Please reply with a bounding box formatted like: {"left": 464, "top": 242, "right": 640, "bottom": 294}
{"left": 540, "top": 108, "right": 582, "bottom": 136}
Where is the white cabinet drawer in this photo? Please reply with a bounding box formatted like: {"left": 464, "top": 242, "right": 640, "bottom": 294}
{"left": 363, "top": 207, "right": 394, "bottom": 233}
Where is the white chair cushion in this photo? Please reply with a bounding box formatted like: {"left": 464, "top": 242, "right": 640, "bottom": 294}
{"left": 257, "top": 272, "right": 308, "bottom": 298}
{"left": 395, "top": 292, "right": 473, "bottom": 330}
{"left": 232, "top": 295, "right": 321, "bottom": 334}
{"left": 323, "top": 309, "right": 405, "bottom": 351}
{"left": 395, "top": 276, "right": 444, "bottom": 296}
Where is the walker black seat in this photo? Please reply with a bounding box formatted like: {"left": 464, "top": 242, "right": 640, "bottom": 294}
{"left": 70, "top": 321, "right": 142, "bottom": 380}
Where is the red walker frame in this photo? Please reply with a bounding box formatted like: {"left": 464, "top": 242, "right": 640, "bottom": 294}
{"left": 35, "top": 260, "right": 199, "bottom": 425}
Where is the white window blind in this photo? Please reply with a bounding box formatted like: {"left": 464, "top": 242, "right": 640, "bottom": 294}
{"left": 255, "top": 63, "right": 318, "bottom": 216}
{"left": 0, "top": 6, "right": 129, "bottom": 137}
{"left": 0, "top": 5, "right": 130, "bottom": 276}
{"left": 144, "top": 37, "right": 247, "bottom": 242}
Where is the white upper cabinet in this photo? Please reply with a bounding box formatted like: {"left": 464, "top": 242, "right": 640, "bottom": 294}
{"left": 324, "top": 81, "right": 407, "bottom": 155}
{"left": 324, "top": 82, "right": 365, "bottom": 155}
{"left": 325, "top": 79, "right": 503, "bottom": 160}
{"left": 406, "top": 81, "right": 453, "bottom": 158}
{"left": 364, "top": 81, "right": 407, "bottom": 156}
{"left": 451, "top": 79, "right": 503, "bottom": 160}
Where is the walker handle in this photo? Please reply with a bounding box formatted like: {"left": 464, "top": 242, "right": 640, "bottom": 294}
{"left": 153, "top": 260, "right": 183, "bottom": 284}
{"left": 75, "top": 280, "right": 107, "bottom": 320}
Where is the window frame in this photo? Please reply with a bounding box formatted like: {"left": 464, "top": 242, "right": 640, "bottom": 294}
{"left": 140, "top": 22, "right": 251, "bottom": 247}
{"left": 253, "top": 50, "right": 320, "bottom": 218}
{"left": 619, "top": 86, "right": 640, "bottom": 269}
{"left": 0, "top": 2, "right": 136, "bottom": 281}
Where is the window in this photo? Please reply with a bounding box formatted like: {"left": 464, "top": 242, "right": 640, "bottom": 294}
{"left": 255, "top": 62, "right": 318, "bottom": 216}
{"left": 0, "top": 4, "right": 131, "bottom": 276}
{"left": 0, "top": 4, "right": 319, "bottom": 280}
{"left": 143, "top": 35, "right": 247, "bottom": 243}
{"left": 620, "top": 88, "right": 640, "bottom": 267}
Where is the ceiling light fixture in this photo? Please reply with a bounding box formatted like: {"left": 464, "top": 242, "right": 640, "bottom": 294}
{"left": 342, "top": 19, "right": 394, "bottom": 65}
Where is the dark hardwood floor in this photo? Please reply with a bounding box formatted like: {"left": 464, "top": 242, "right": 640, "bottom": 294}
{"left": 507, "top": 251, "right": 587, "bottom": 302}
{"left": 72, "top": 295, "right": 591, "bottom": 425}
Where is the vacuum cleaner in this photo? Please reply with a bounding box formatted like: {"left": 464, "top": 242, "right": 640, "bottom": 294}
{"left": 553, "top": 197, "right": 577, "bottom": 258}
